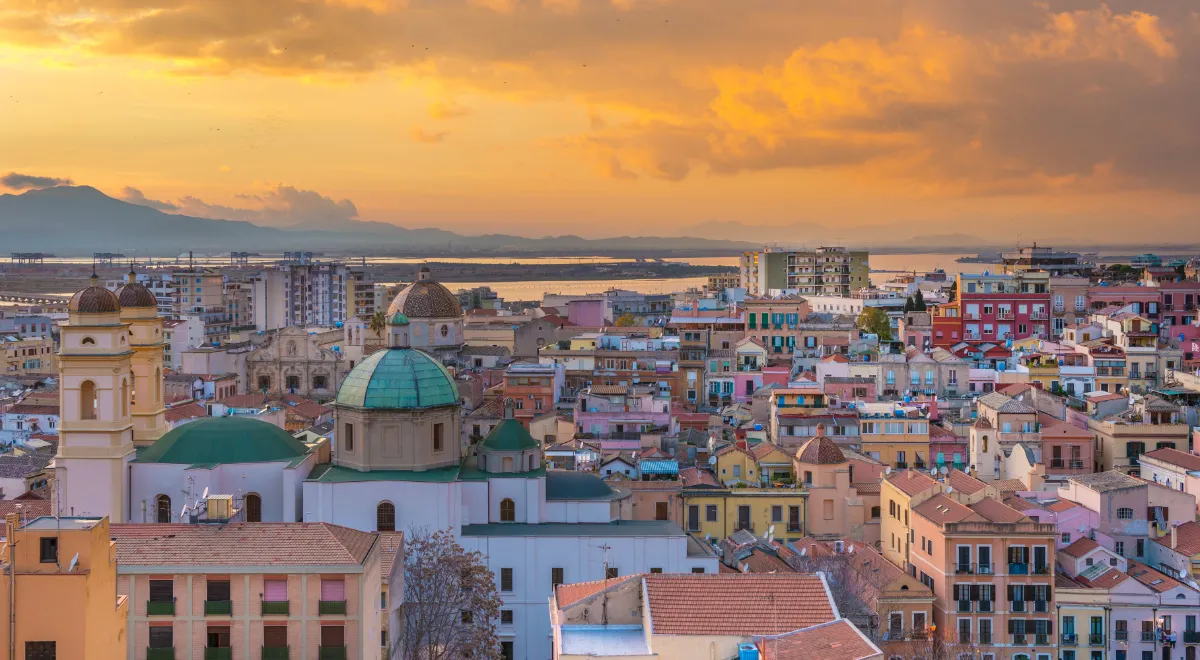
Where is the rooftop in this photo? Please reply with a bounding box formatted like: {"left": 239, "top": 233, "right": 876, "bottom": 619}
{"left": 977, "top": 392, "right": 1036, "bottom": 414}
{"left": 1068, "top": 470, "right": 1144, "bottom": 493}
{"left": 947, "top": 469, "right": 989, "bottom": 495}
{"left": 111, "top": 522, "right": 378, "bottom": 567}
{"left": 1141, "top": 447, "right": 1200, "bottom": 472}
{"left": 758, "top": 618, "right": 882, "bottom": 660}
{"left": 644, "top": 573, "right": 836, "bottom": 636}
{"left": 1061, "top": 536, "right": 1100, "bottom": 558}
{"left": 461, "top": 521, "right": 686, "bottom": 537}
{"left": 885, "top": 469, "right": 937, "bottom": 497}
{"left": 1152, "top": 521, "right": 1200, "bottom": 557}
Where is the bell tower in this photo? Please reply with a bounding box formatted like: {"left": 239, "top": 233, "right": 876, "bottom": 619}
{"left": 55, "top": 275, "right": 136, "bottom": 522}
{"left": 117, "top": 268, "right": 168, "bottom": 444}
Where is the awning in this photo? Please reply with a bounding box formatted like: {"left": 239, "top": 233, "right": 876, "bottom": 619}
{"left": 640, "top": 460, "right": 680, "bottom": 475}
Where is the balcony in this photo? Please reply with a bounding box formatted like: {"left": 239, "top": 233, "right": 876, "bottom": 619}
{"left": 318, "top": 647, "right": 347, "bottom": 660}
{"left": 1009, "top": 562, "right": 1029, "bottom": 575}
{"left": 1013, "top": 634, "right": 1027, "bottom": 645}
{"left": 205, "top": 650, "right": 232, "bottom": 660}
{"left": 262, "top": 649, "right": 289, "bottom": 660}
{"left": 147, "top": 649, "right": 175, "bottom": 660}
{"left": 1089, "top": 634, "right": 1104, "bottom": 645}
{"left": 978, "top": 600, "right": 993, "bottom": 613}
{"left": 977, "top": 633, "right": 992, "bottom": 645}
{"left": 894, "top": 462, "right": 908, "bottom": 469}
{"left": 1185, "top": 631, "right": 1200, "bottom": 644}
{"left": 997, "top": 311, "right": 1014, "bottom": 320}
{"left": 1031, "top": 313, "right": 1048, "bottom": 321}
{"left": 956, "top": 600, "right": 972, "bottom": 613}
{"left": 204, "top": 600, "right": 233, "bottom": 616}
{"left": 261, "top": 600, "right": 290, "bottom": 615}
{"left": 147, "top": 599, "right": 175, "bottom": 616}
{"left": 1142, "top": 631, "right": 1156, "bottom": 642}
{"left": 1115, "top": 630, "right": 1128, "bottom": 641}
{"left": 1035, "top": 634, "right": 1049, "bottom": 646}
{"left": 1061, "top": 634, "right": 1077, "bottom": 646}
{"left": 318, "top": 600, "right": 347, "bottom": 615}
{"left": 910, "top": 629, "right": 929, "bottom": 641}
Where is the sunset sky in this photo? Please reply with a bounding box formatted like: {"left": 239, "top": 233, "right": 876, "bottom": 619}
{"left": 2, "top": 0, "right": 1199, "bottom": 242}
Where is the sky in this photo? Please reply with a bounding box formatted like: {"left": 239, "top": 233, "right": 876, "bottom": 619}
{"left": 2, "top": 0, "right": 1199, "bottom": 243}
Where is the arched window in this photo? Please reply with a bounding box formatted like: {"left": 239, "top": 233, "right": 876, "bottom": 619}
{"left": 80, "top": 380, "right": 97, "bottom": 420}
{"left": 500, "top": 498, "right": 516, "bottom": 522}
{"left": 257, "top": 375, "right": 271, "bottom": 392}
{"left": 377, "top": 502, "right": 396, "bottom": 532}
{"left": 528, "top": 454, "right": 536, "bottom": 471}
{"left": 156, "top": 495, "right": 171, "bottom": 523}
{"left": 244, "top": 493, "right": 262, "bottom": 522}
{"left": 982, "top": 435, "right": 988, "bottom": 452}
{"left": 81, "top": 336, "right": 96, "bottom": 346}
{"left": 120, "top": 379, "right": 129, "bottom": 417}
{"left": 440, "top": 324, "right": 450, "bottom": 338}
{"left": 130, "top": 374, "right": 137, "bottom": 406}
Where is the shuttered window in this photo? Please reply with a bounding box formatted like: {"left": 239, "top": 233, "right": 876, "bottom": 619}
{"left": 148, "top": 627, "right": 173, "bottom": 649}
{"left": 149, "top": 580, "right": 174, "bottom": 602}
{"left": 321, "top": 579, "right": 345, "bottom": 601}
{"left": 264, "top": 579, "right": 287, "bottom": 602}
{"left": 263, "top": 626, "right": 288, "bottom": 648}
{"left": 321, "top": 626, "right": 345, "bottom": 646}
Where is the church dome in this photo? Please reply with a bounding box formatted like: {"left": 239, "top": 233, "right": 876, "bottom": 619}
{"left": 388, "top": 311, "right": 410, "bottom": 326}
{"left": 335, "top": 348, "right": 458, "bottom": 409}
{"left": 116, "top": 282, "right": 158, "bottom": 308}
{"left": 386, "top": 270, "right": 462, "bottom": 319}
{"left": 481, "top": 418, "right": 539, "bottom": 452}
{"left": 795, "top": 425, "right": 845, "bottom": 465}
{"left": 138, "top": 417, "right": 310, "bottom": 465}
{"left": 69, "top": 286, "right": 120, "bottom": 314}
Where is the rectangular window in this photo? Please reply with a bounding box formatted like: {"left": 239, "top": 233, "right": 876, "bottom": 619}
{"left": 433, "top": 423, "right": 444, "bottom": 452}
{"left": 500, "top": 568, "right": 513, "bottom": 592}
{"left": 501, "top": 641, "right": 514, "bottom": 660}
{"left": 771, "top": 506, "right": 783, "bottom": 523}
{"left": 501, "top": 610, "right": 514, "bottom": 625}
{"left": 149, "top": 580, "right": 174, "bottom": 602}
{"left": 25, "top": 643, "right": 55, "bottom": 660}
{"left": 149, "top": 626, "right": 173, "bottom": 649}
{"left": 264, "top": 579, "right": 287, "bottom": 602}
{"left": 552, "top": 568, "right": 564, "bottom": 588}
{"left": 686, "top": 505, "right": 700, "bottom": 531}
{"left": 606, "top": 567, "right": 619, "bottom": 579}
{"left": 822, "top": 500, "right": 834, "bottom": 520}
{"left": 39, "top": 537, "right": 57, "bottom": 564}
{"left": 264, "top": 626, "right": 287, "bottom": 649}
{"left": 207, "top": 579, "right": 231, "bottom": 602}
{"left": 649, "top": 567, "right": 663, "bottom": 574}
{"left": 343, "top": 423, "right": 354, "bottom": 452}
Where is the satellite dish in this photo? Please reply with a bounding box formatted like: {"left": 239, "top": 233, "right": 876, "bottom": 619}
{"left": 885, "top": 467, "right": 892, "bottom": 474}
{"left": 930, "top": 468, "right": 937, "bottom": 476}
{"left": 848, "top": 544, "right": 855, "bottom": 553}
{"left": 181, "top": 504, "right": 190, "bottom": 516}
{"left": 201, "top": 487, "right": 209, "bottom": 499}
{"left": 769, "top": 524, "right": 776, "bottom": 536}
{"left": 708, "top": 456, "right": 717, "bottom": 466}
{"left": 1079, "top": 525, "right": 1086, "bottom": 533}
{"left": 800, "top": 547, "right": 808, "bottom": 556}
{"left": 939, "top": 466, "right": 948, "bottom": 475}
{"left": 67, "top": 553, "right": 79, "bottom": 573}
{"left": 946, "top": 485, "right": 954, "bottom": 494}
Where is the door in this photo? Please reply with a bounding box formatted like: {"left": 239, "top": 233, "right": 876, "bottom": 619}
{"left": 737, "top": 505, "right": 751, "bottom": 531}
{"left": 957, "top": 546, "right": 971, "bottom": 573}
{"left": 207, "top": 626, "right": 231, "bottom": 649}
{"left": 788, "top": 506, "right": 801, "bottom": 532}
{"left": 687, "top": 505, "right": 699, "bottom": 531}
{"left": 654, "top": 502, "right": 668, "bottom": 521}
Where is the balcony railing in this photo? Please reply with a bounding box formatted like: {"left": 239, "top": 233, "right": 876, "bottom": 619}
{"left": 204, "top": 600, "right": 232, "bottom": 616}
{"left": 147, "top": 649, "right": 175, "bottom": 660}
{"left": 147, "top": 599, "right": 175, "bottom": 616}
{"left": 1013, "top": 634, "right": 1027, "bottom": 645}
{"left": 262, "top": 648, "right": 289, "bottom": 660}
{"left": 978, "top": 600, "right": 993, "bottom": 613}
{"left": 261, "top": 600, "right": 290, "bottom": 615}
{"left": 318, "top": 647, "right": 347, "bottom": 660}
{"left": 1009, "top": 562, "right": 1029, "bottom": 575}
{"left": 1089, "top": 634, "right": 1104, "bottom": 645}
{"left": 1142, "top": 631, "right": 1156, "bottom": 642}
{"left": 958, "top": 633, "right": 972, "bottom": 645}
{"left": 1184, "top": 631, "right": 1200, "bottom": 644}
{"left": 956, "top": 600, "right": 972, "bottom": 613}
{"left": 1036, "top": 634, "right": 1050, "bottom": 646}
{"left": 205, "top": 649, "right": 232, "bottom": 660}
{"left": 1115, "top": 630, "right": 1128, "bottom": 641}
{"left": 1061, "top": 634, "right": 1077, "bottom": 646}
{"left": 318, "top": 600, "right": 347, "bottom": 615}
{"left": 894, "top": 462, "right": 908, "bottom": 469}
{"left": 977, "top": 632, "right": 992, "bottom": 645}
{"left": 1011, "top": 600, "right": 1026, "bottom": 612}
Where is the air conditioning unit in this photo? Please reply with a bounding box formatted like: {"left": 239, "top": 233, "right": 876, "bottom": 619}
{"left": 207, "top": 494, "right": 234, "bottom": 521}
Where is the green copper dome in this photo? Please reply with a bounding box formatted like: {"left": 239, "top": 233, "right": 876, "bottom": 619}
{"left": 480, "top": 418, "right": 539, "bottom": 452}
{"left": 139, "top": 417, "right": 310, "bottom": 465}
{"left": 336, "top": 348, "right": 459, "bottom": 410}
{"left": 388, "top": 312, "right": 410, "bottom": 326}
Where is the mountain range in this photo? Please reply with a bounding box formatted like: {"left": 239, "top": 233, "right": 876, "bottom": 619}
{"left": 0, "top": 186, "right": 758, "bottom": 255}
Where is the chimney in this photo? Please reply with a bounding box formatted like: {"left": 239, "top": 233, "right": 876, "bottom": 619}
{"left": 1171, "top": 523, "right": 1178, "bottom": 550}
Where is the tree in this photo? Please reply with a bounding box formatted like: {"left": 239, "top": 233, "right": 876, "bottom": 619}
{"left": 369, "top": 310, "right": 389, "bottom": 341}
{"left": 402, "top": 529, "right": 504, "bottom": 660}
{"left": 912, "top": 289, "right": 926, "bottom": 311}
{"left": 614, "top": 313, "right": 638, "bottom": 327}
{"left": 857, "top": 307, "right": 892, "bottom": 340}
{"left": 903, "top": 296, "right": 915, "bottom": 313}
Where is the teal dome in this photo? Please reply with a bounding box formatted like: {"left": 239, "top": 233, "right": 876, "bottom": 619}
{"left": 388, "top": 312, "right": 410, "bottom": 326}
{"left": 481, "top": 418, "right": 538, "bottom": 452}
{"left": 336, "top": 348, "right": 459, "bottom": 410}
{"left": 139, "top": 417, "right": 310, "bottom": 465}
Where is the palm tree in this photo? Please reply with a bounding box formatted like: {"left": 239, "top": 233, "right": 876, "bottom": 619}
{"left": 369, "top": 310, "right": 388, "bottom": 342}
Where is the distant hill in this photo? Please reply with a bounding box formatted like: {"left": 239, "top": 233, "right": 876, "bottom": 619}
{"left": 0, "top": 186, "right": 755, "bottom": 255}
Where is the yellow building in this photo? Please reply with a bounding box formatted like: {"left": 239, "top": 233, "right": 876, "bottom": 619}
{"left": 116, "top": 271, "right": 168, "bottom": 446}
{"left": 714, "top": 444, "right": 759, "bottom": 485}
{"left": 857, "top": 404, "right": 931, "bottom": 469}
{"left": 880, "top": 470, "right": 939, "bottom": 569}
{"left": 1, "top": 514, "right": 128, "bottom": 659}
{"left": 1, "top": 334, "right": 56, "bottom": 376}
{"left": 680, "top": 484, "right": 807, "bottom": 541}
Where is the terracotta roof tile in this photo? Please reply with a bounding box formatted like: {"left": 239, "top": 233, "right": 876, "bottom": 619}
{"left": 1061, "top": 537, "right": 1100, "bottom": 558}
{"left": 644, "top": 574, "right": 836, "bottom": 635}
{"left": 679, "top": 467, "right": 720, "bottom": 487}
{"left": 1077, "top": 568, "right": 1129, "bottom": 589}
{"left": 762, "top": 619, "right": 881, "bottom": 660}
{"left": 1151, "top": 521, "right": 1200, "bottom": 557}
{"left": 164, "top": 402, "right": 207, "bottom": 423}
{"left": 589, "top": 384, "right": 629, "bottom": 396}
{"left": 991, "top": 479, "right": 1027, "bottom": 493}
{"left": 0, "top": 500, "right": 53, "bottom": 521}
{"left": 913, "top": 494, "right": 979, "bottom": 526}
{"left": 110, "top": 523, "right": 377, "bottom": 567}
{"left": 851, "top": 482, "right": 881, "bottom": 494}
{"left": 378, "top": 531, "right": 405, "bottom": 580}
{"left": 736, "top": 548, "right": 796, "bottom": 575}
{"left": 1046, "top": 499, "right": 1080, "bottom": 513}
{"left": 5, "top": 404, "right": 58, "bottom": 416}
{"left": 968, "top": 497, "right": 1025, "bottom": 523}
{"left": 947, "top": 469, "right": 989, "bottom": 495}
{"left": 1141, "top": 448, "right": 1200, "bottom": 472}
{"left": 885, "top": 469, "right": 937, "bottom": 497}
{"left": 1126, "top": 561, "right": 1184, "bottom": 593}
{"left": 795, "top": 435, "right": 845, "bottom": 465}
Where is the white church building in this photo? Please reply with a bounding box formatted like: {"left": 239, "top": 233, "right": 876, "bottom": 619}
{"left": 55, "top": 278, "right": 715, "bottom": 660}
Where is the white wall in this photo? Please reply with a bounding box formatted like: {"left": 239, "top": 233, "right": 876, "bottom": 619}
{"left": 303, "top": 479, "right": 463, "bottom": 533}
{"left": 130, "top": 459, "right": 311, "bottom": 522}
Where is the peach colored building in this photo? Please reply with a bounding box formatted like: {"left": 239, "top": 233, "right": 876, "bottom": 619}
{"left": 794, "top": 428, "right": 885, "bottom": 547}
{"left": 111, "top": 522, "right": 383, "bottom": 660}
{"left": 909, "top": 494, "right": 1057, "bottom": 660}
{"left": 1, "top": 514, "right": 129, "bottom": 660}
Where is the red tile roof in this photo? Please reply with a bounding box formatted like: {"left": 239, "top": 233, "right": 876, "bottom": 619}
{"left": 947, "top": 469, "right": 989, "bottom": 495}
{"left": 6, "top": 404, "right": 58, "bottom": 416}
{"left": 929, "top": 424, "right": 959, "bottom": 440}
{"left": 217, "top": 393, "right": 272, "bottom": 408}
{"left": 1061, "top": 537, "right": 1100, "bottom": 558}
{"left": 0, "top": 500, "right": 53, "bottom": 521}
{"left": 555, "top": 575, "right": 640, "bottom": 608}
{"left": 1152, "top": 521, "right": 1200, "bottom": 557}
{"left": 1077, "top": 567, "right": 1130, "bottom": 589}
{"left": 378, "top": 531, "right": 405, "bottom": 580}
{"left": 795, "top": 435, "right": 845, "bottom": 465}
{"left": 164, "top": 402, "right": 207, "bottom": 423}
{"left": 885, "top": 469, "right": 936, "bottom": 497}
{"left": 968, "top": 497, "right": 1026, "bottom": 523}
{"left": 913, "top": 494, "right": 978, "bottom": 526}
{"left": 1047, "top": 499, "right": 1080, "bottom": 513}
{"left": 110, "top": 523, "right": 378, "bottom": 567}
{"left": 644, "top": 574, "right": 836, "bottom": 635}
{"left": 1141, "top": 448, "right": 1200, "bottom": 472}
{"left": 282, "top": 395, "right": 333, "bottom": 420}
{"left": 991, "top": 479, "right": 1027, "bottom": 494}
{"left": 762, "top": 619, "right": 880, "bottom": 660}
{"left": 1126, "top": 560, "right": 1185, "bottom": 593}
{"left": 851, "top": 482, "right": 881, "bottom": 494}
{"left": 736, "top": 548, "right": 796, "bottom": 575}
{"left": 679, "top": 467, "right": 720, "bottom": 488}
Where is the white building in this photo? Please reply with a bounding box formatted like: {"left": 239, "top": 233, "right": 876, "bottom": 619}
{"left": 251, "top": 261, "right": 366, "bottom": 331}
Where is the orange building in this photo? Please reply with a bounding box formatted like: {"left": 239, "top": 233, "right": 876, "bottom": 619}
{"left": 503, "top": 363, "right": 561, "bottom": 427}
{"left": 1, "top": 514, "right": 129, "bottom": 660}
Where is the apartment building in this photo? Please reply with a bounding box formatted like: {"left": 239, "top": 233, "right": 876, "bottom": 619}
{"left": 909, "top": 494, "right": 1058, "bottom": 659}
{"left": 934, "top": 272, "right": 1052, "bottom": 348}
{"left": 1057, "top": 471, "right": 1197, "bottom": 563}
{"left": 111, "top": 522, "right": 384, "bottom": 660}
{"left": 1138, "top": 448, "right": 1200, "bottom": 515}
{"left": 1086, "top": 397, "right": 1190, "bottom": 475}
{"left": 739, "top": 247, "right": 869, "bottom": 297}
{"left": 1, "top": 334, "right": 55, "bottom": 375}
{"left": 857, "top": 403, "right": 932, "bottom": 470}
{"left": 1, "top": 515, "right": 128, "bottom": 660}
{"left": 504, "top": 362, "right": 564, "bottom": 427}
{"left": 251, "top": 261, "right": 368, "bottom": 331}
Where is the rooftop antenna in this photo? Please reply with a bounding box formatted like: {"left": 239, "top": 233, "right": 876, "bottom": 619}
{"left": 66, "top": 553, "right": 79, "bottom": 573}
{"left": 597, "top": 542, "right": 613, "bottom": 626}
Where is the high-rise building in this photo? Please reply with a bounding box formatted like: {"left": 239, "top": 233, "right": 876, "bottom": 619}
{"left": 741, "top": 247, "right": 869, "bottom": 297}
{"left": 251, "top": 261, "right": 369, "bottom": 330}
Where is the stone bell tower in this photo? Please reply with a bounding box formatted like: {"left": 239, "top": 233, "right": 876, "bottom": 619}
{"left": 116, "top": 268, "right": 168, "bottom": 445}
{"left": 55, "top": 274, "right": 136, "bottom": 522}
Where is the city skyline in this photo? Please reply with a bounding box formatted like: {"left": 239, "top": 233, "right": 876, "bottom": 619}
{"left": 3, "top": 1, "right": 1200, "bottom": 242}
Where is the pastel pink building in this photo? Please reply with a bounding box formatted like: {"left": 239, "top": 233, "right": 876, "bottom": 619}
{"left": 1002, "top": 492, "right": 1098, "bottom": 550}
{"left": 575, "top": 383, "right": 673, "bottom": 449}
{"left": 1038, "top": 413, "right": 1095, "bottom": 481}
{"left": 822, "top": 376, "right": 877, "bottom": 404}
{"left": 566, "top": 299, "right": 605, "bottom": 327}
